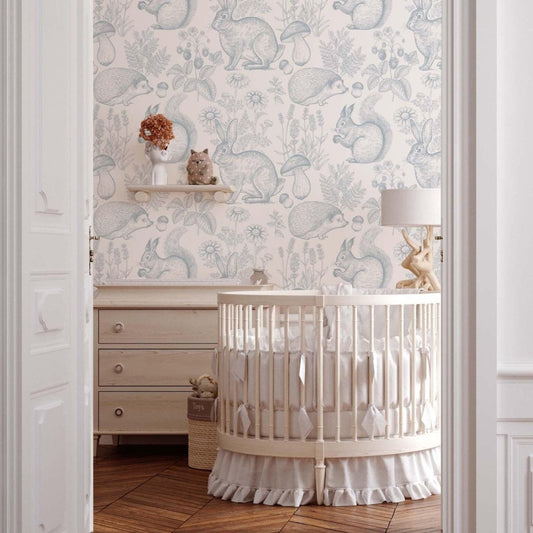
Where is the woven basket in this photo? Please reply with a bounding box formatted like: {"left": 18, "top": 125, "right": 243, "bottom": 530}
{"left": 187, "top": 396, "right": 218, "bottom": 470}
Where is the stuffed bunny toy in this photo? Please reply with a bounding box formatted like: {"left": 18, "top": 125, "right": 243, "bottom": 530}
{"left": 189, "top": 374, "right": 218, "bottom": 399}
{"left": 212, "top": 0, "right": 283, "bottom": 70}
{"left": 213, "top": 119, "right": 284, "bottom": 203}
{"left": 407, "top": 118, "right": 441, "bottom": 187}
{"left": 407, "top": 0, "right": 441, "bottom": 70}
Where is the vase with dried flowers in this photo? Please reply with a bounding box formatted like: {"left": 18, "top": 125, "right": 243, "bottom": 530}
{"left": 139, "top": 114, "right": 175, "bottom": 185}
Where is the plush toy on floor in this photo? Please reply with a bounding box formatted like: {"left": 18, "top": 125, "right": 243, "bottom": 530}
{"left": 189, "top": 374, "right": 218, "bottom": 398}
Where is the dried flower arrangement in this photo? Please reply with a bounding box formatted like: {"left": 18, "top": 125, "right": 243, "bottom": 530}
{"left": 139, "top": 113, "right": 174, "bottom": 150}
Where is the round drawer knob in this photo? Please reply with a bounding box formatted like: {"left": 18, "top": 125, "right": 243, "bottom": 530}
{"left": 113, "top": 322, "right": 124, "bottom": 333}
{"left": 114, "top": 408, "right": 124, "bottom": 417}
{"left": 114, "top": 363, "right": 124, "bottom": 374}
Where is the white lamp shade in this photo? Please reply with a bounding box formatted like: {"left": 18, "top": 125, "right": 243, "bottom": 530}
{"left": 380, "top": 188, "right": 441, "bottom": 227}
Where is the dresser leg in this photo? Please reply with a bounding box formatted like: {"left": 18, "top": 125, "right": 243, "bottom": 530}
{"left": 93, "top": 434, "right": 100, "bottom": 457}
{"left": 111, "top": 434, "right": 119, "bottom": 447}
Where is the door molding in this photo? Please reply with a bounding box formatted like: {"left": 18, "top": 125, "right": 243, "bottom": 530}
{"left": 443, "top": 0, "right": 498, "bottom": 530}
{"left": 0, "top": 0, "right": 22, "bottom": 531}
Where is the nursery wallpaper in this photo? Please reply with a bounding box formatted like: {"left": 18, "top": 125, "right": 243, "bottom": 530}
{"left": 92, "top": 0, "right": 442, "bottom": 288}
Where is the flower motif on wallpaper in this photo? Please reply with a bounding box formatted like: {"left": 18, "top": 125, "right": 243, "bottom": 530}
{"left": 362, "top": 27, "right": 418, "bottom": 102}
{"left": 279, "top": 0, "right": 330, "bottom": 37}
{"left": 372, "top": 160, "right": 410, "bottom": 191}
{"left": 278, "top": 105, "right": 328, "bottom": 170}
{"left": 393, "top": 106, "right": 417, "bottom": 133}
{"left": 278, "top": 239, "right": 327, "bottom": 290}
{"left": 167, "top": 27, "right": 223, "bottom": 101}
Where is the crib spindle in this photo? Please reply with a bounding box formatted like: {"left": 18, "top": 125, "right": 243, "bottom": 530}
{"left": 421, "top": 304, "right": 428, "bottom": 432}
{"left": 299, "top": 306, "right": 306, "bottom": 441}
{"left": 368, "top": 305, "right": 375, "bottom": 440}
{"left": 225, "top": 304, "right": 231, "bottom": 435}
{"left": 335, "top": 306, "right": 341, "bottom": 442}
{"left": 268, "top": 305, "right": 275, "bottom": 440}
{"left": 233, "top": 305, "right": 239, "bottom": 436}
{"left": 384, "top": 305, "right": 390, "bottom": 439}
{"left": 399, "top": 304, "right": 404, "bottom": 438}
{"left": 284, "top": 306, "right": 290, "bottom": 441}
{"left": 242, "top": 305, "right": 249, "bottom": 439}
{"left": 411, "top": 304, "right": 417, "bottom": 435}
{"left": 352, "top": 305, "right": 358, "bottom": 441}
{"left": 254, "top": 305, "right": 261, "bottom": 440}
{"left": 317, "top": 305, "right": 324, "bottom": 443}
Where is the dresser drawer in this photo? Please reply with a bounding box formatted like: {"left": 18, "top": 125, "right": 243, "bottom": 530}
{"left": 98, "top": 309, "right": 218, "bottom": 344}
{"left": 99, "top": 349, "right": 212, "bottom": 386}
{"left": 98, "top": 392, "right": 190, "bottom": 433}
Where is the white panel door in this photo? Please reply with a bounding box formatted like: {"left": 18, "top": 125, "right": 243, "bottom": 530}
{"left": 20, "top": 0, "right": 92, "bottom": 531}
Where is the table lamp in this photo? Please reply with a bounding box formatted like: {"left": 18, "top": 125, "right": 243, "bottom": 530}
{"left": 381, "top": 188, "right": 441, "bottom": 292}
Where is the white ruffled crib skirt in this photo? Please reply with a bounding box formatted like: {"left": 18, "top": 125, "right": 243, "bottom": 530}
{"left": 208, "top": 446, "right": 441, "bottom": 507}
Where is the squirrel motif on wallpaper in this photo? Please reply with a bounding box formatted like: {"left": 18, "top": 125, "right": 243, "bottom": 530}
{"left": 333, "top": 95, "right": 392, "bottom": 164}
{"left": 333, "top": 228, "right": 392, "bottom": 288}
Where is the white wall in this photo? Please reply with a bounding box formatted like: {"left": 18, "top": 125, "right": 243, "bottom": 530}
{"left": 496, "top": 2, "right": 533, "bottom": 531}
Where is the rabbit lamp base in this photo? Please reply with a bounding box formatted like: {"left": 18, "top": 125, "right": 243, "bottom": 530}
{"left": 396, "top": 225, "right": 440, "bottom": 292}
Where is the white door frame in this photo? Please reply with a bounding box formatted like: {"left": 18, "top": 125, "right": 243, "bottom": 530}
{"left": 441, "top": 0, "right": 498, "bottom": 530}
{"left": 0, "top": 0, "right": 496, "bottom": 530}
{"left": 1, "top": 0, "right": 93, "bottom": 531}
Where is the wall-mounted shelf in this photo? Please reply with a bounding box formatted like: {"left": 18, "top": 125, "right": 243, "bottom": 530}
{"left": 127, "top": 184, "right": 234, "bottom": 203}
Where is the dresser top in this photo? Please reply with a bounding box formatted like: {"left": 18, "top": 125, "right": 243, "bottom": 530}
{"left": 93, "top": 283, "right": 271, "bottom": 308}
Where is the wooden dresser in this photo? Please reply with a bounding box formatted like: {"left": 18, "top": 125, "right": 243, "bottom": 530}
{"left": 93, "top": 283, "right": 264, "bottom": 454}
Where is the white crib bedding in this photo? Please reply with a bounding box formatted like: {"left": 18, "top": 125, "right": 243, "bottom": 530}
{"left": 208, "top": 447, "right": 441, "bottom": 507}
{"left": 223, "top": 339, "right": 437, "bottom": 439}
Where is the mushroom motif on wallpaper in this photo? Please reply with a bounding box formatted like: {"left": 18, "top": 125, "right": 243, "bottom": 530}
{"left": 93, "top": 154, "right": 116, "bottom": 200}
{"left": 93, "top": 21, "right": 116, "bottom": 66}
{"left": 280, "top": 21, "right": 311, "bottom": 66}
{"left": 280, "top": 155, "right": 311, "bottom": 200}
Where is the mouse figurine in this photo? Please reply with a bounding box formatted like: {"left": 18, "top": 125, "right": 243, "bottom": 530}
{"left": 186, "top": 149, "right": 217, "bottom": 185}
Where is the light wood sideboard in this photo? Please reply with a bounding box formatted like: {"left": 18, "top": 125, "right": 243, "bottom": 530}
{"left": 93, "top": 283, "right": 268, "bottom": 455}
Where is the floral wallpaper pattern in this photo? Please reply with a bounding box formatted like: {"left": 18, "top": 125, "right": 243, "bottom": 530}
{"left": 93, "top": 0, "right": 442, "bottom": 288}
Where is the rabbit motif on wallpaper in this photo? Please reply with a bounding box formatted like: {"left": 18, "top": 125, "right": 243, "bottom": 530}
{"left": 407, "top": 0, "right": 441, "bottom": 70}
{"left": 333, "top": 95, "right": 392, "bottom": 164}
{"left": 407, "top": 119, "right": 441, "bottom": 187}
{"left": 212, "top": 0, "right": 283, "bottom": 70}
{"left": 333, "top": 0, "right": 391, "bottom": 30}
{"left": 213, "top": 119, "right": 284, "bottom": 203}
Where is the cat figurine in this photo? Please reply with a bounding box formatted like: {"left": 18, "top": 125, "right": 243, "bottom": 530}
{"left": 186, "top": 148, "right": 217, "bottom": 185}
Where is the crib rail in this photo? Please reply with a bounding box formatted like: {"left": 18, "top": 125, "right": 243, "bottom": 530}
{"left": 216, "top": 290, "right": 440, "bottom": 503}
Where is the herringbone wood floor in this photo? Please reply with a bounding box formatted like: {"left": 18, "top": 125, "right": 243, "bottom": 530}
{"left": 94, "top": 446, "right": 441, "bottom": 533}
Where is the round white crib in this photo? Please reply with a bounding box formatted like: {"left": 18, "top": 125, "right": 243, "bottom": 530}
{"left": 209, "top": 289, "right": 441, "bottom": 506}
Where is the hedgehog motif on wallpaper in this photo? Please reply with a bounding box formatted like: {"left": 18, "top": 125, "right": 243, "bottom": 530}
{"left": 94, "top": 68, "right": 152, "bottom": 106}
{"left": 288, "top": 68, "right": 348, "bottom": 106}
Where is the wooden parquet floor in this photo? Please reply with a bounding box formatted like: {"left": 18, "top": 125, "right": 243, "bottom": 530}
{"left": 94, "top": 445, "right": 441, "bottom": 533}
